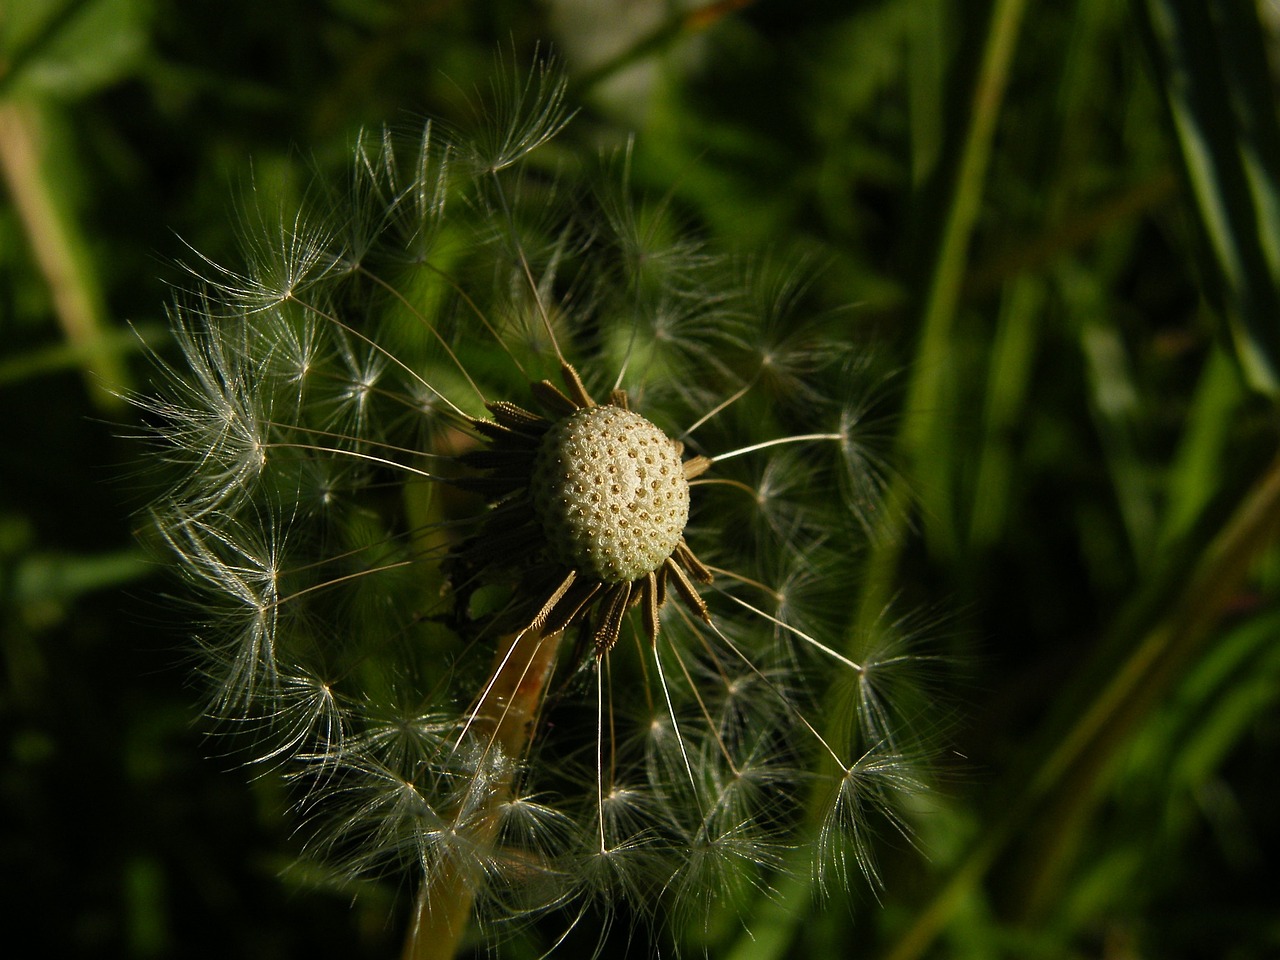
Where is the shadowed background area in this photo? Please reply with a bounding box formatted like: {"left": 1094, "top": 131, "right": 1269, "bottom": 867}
{"left": 2, "top": 0, "right": 1279, "bottom": 957}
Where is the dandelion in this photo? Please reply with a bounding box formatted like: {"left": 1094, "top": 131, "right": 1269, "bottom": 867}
{"left": 137, "top": 56, "right": 935, "bottom": 958}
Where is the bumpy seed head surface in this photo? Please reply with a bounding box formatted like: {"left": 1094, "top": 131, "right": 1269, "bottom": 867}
{"left": 530, "top": 406, "right": 690, "bottom": 583}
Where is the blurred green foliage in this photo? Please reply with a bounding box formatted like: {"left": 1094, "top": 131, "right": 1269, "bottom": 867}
{"left": 2, "top": 0, "right": 1278, "bottom": 957}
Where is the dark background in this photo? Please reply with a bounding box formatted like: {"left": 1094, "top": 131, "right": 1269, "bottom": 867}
{"left": 2, "top": 0, "right": 1278, "bottom": 957}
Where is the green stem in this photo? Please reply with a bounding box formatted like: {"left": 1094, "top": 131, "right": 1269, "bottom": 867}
{"left": 857, "top": 0, "right": 1027, "bottom": 631}
{"left": 400, "top": 627, "right": 563, "bottom": 960}
{"left": 0, "top": 101, "right": 128, "bottom": 409}
{"left": 899, "top": 0, "right": 1028, "bottom": 560}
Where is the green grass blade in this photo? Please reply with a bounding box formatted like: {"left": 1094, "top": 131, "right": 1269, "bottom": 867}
{"left": 1138, "top": 0, "right": 1280, "bottom": 394}
{"left": 857, "top": 0, "right": 1028, "bottom": 632}
{"left": 884, "top": 450, "right": 1280, "bottom": 960}
{"left": 1158, "top": 344, "right": 1246, "bottom": 549}
{"left": 0, "top": 101, "right": 131, "bottom": 409}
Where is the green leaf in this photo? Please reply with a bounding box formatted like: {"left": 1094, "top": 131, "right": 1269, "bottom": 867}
{"left": 11, "top": 548, "right": 154, "bottom": 607}
{"left": 0, "top": 0, "right": 152, "bottom": 100}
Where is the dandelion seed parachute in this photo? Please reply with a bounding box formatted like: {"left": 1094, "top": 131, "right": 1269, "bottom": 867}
{"left": 137, "top": 58, "right": 930, "bottom": 956}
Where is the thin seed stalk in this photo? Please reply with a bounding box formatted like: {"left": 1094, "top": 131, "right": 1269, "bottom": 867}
{"left": 401, "top": 627, "right": 563, "bottom": 960}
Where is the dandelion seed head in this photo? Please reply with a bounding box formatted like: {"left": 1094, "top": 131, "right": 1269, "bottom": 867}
{"left": 531, "top": 405, "right": 689, "bottom": 583}
{"left": 132, "top": 54, "right": 944, "bottom": 957}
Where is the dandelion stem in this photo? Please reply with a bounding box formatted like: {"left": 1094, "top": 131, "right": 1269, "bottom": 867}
{"left": 401, "top": 627, "right": 563, "bottom": 960}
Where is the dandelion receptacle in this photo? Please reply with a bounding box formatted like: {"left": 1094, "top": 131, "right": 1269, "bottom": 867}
{"left": 136, "top": 58, "right": 935, "bottom": 958}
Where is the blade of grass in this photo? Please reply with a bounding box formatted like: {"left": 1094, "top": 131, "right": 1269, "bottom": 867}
{"left": 1158, "top": 343, "right": 1245, "bottom": 550}
{"left": 857, "top": 0, "right": 1027, "bottom": 628}
{"left": 1137, "top": 0, "right": 1280, "bottom": 394}
{"left": 906, "top": 0, "right": 948, "bottom": 192}
{"left": 0, "top": 0, "right": 98, "bottom": 96}
{"left": 883, "top": 449, "right": 1280, "bottom": 960}
{"left": 723, "top": 4, "right": 1028, "bottom": 956}
{"left": 1054, "top": 610, "right": 1280, "bottom": 931}
{"left": 11, "top": 548, "right": 154, "bottom": 608}
{"left": 966, "top": 274, "right": 1044, "bottom": 549}
{"left": 0, "top": 322, "right": 165, "bottom": 386}
{"left": 0, "top": 101, "right": 129, "bottom": 410}
{"left": 1072, "top": 276, "right": 1159, "bottom": 572}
